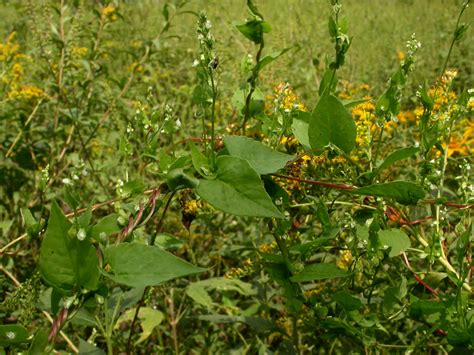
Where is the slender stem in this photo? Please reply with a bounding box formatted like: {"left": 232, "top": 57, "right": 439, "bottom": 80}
{"left": 242, "top": 40, "right": 264, "bottom": 134}
{"left": 440, "top": 0, "right": 471, "bottom": 76}
{"left": 209, "top": 67, "right": 217, "bottom": 168}
{"left": 6, "top": 100, "right": 42, "bottom": 157}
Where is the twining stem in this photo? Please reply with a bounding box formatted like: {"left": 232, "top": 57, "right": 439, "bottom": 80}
{"left": 242, "top": 40, "right": 264, "bottom": 135}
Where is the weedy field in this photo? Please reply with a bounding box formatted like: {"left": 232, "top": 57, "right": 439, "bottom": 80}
{"left": 0, "top": 0, "right": 473, "bottom": 354}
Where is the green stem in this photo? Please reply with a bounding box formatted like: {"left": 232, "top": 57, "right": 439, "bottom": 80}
{"left": 440, "top": 0, "right": 471, "bottom": 76}
{"left": 242, "top": 40, "right": 265, "bottom": 134}
{"left": 209, "top": 68, "right": 217, "bottom": 169}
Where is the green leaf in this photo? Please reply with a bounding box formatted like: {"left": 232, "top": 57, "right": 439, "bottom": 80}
{"left": 187, "top": 277, "right": 257, "bottom": 309}
{"left": 236, "top": 19, "right": 271, "bottom": 44}
{"left": 224, "top": 136, "right": 294, "bottom": 175}
{"left": 375, "top": 147, "right": 419, "bottom": 174}
{"left": 198, "top": 315, "right": 278, "bottom": 333}
{"left": 290, "top": 263, "right": 348, "bottom": 282}
{"left": 352, "top": 181, "right": 425, "bottom": 205}
{"left": 122, "top": 179, "right": 145, "bottom": 197}
{"left": 308, "top": 94, "right": 356, "bottom": 154}
{"left": 189, "top": 142, "right": 214, "bottom": 178}
{"left": 335, "top": 291, "right": 362, "bottom": 311}
{"left": 378, "top": 229, "right": 411, "bottom": 257}
{"left": 116, "top": 307, "right": 164, "bottom": 344}
{"left": 166, "top": 168, "right": 199, "bottom": 191}
{"left": 28, "top": 328, "right": 49, "bottom": 355}
{"left": 78, "top": 338, "right": 106, "bottom": 355}
{"left": 247, "top": 0, "right": 264, "bottom": 19}
{"left": 91, "top": 214, "right": 121, "bottom": 240}
{"left": 319, "top": 68, "right": 337, "bottom": 96}
{"left": 196, "top": 156, "right": 283, "bottom": 218}
{"left": 39, "top": 201, "right": 100, "bottom": 293}
{"left": 256, "top": 48, "right": 291, "bottom": 71}
{"left": 292, "top": 117, "right": 310, "bottom": 148}
{"left": 0, "top": 324, "right": 29, "bottom": 346}
{"left": 153, "top": 233, "right": 183, "bottom": 250}
{"left": 104, "top": 243, "right": 205, "bottom": 288}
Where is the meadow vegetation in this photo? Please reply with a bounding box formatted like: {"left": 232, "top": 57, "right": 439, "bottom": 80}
{"left": 0, "top": 0, "right": 473, "bottom": 353}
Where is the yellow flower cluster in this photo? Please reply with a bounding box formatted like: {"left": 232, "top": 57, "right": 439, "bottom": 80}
{"left": 0, "top": 32, "right": 20, "bottom": 62}
{"left": 336, "top": 250, "right": 353, "bottom": 270}
{"left": 258, "top": 241, "right": 277, "bottom": 253}
{"left": 71, "top": 46, "right": 88, "bottom": 58}
{"left": 224, "top": 259, "right": 253, "bottom": 279}
{"left": 338, "top": 80, "right": 370, "bottom": 100}
{"left": 183, "top": 200, "right": 201, "bottom": 215}
{"left": 272, "top": 82, "right": 308, "bottom": 112}
{"left": 101, "top": 4, "right": 118, "bottom": 21}
{"left": 444, "top": 119, "right": 474, "bottom": 157}
{"left": 7, "top": 85, "right": 49, "bottom": 101}
{"left": 352, "top": 97, "right": 375, "bottom": 147}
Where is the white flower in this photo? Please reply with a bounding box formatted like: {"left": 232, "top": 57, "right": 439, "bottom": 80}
{"left": 192, "top": 59, "right": 200, "bottom": 67}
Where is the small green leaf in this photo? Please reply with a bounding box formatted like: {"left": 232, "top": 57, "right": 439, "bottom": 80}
{"left": 375, "top": 147, "right": 419, "bottom": 174}
{"left": 91, "top": 214, "right": 121, "bottom": 240}
{"left": 256, "top": 48, "right": 291, "bottom": 71}
{"left": 78, "top": 338, "right": 106, "bottom": 355}
{"left": 196, "top": 156, "right": 283, "bottom": 218}
{"left": 308, "top": 94, "right": 356, "bottom": 154}
{"left": 166, "top": 168, "right": 199, "bottom": 191}
{"left": 122, "top": 179, "right": 145, "bottom": 197}
{"left": 28, "top": 328, "right": 49, "bottom": 354}
{"left": 224, "top": 136, "right": 294, "bottom": 175}
{"left": 187, "top": 277, "right": 257, "bottom": 309}
{"left": 291, "top": 114, "right": 310, "bottom": 148}
{"left": 319, "top": 68, "right": 337, "bottom": 96}
{"left": 0, "top": 324, "right": 29, "bottom": 346}
{"left": 104, "top": 243, "right": 205, "bottom": 288}
{"left": 153, "top": 233, "right": 183, "bottom": 250}
{"left": 116, "top": 307, "right": 164, "bottom": 344}
{"left": 378, "top": 229, "right": 411, "bottom": 257}
{"left": 290, "top": 263, "right": 348, "bottom": 282}
{"left": 198, "top": 315, "right": 278, "bottom": 333}
{"left": 352, "top": 181, "right": 425, "bottom": 205}
{"left": 236, "top": 19, "right": 271, "bottom": 44}
{"left": 189, "top": 142, "right": 214, "bottom": 178}
{"left": 335, "top": 291, "right": 362, "bottom": 311}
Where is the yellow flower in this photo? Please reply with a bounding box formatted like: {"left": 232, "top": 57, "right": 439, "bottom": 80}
{"left": 71, "top": 46, "right": 88, "bottom": 58}
{"left": 101, "top": 4, "right": 116, "bottom": 17}
{"left": 336, "top": 250, "right": 353, "bottom": 270}
{"left": 8, "top": 85, "right": 49, "bottom": 101}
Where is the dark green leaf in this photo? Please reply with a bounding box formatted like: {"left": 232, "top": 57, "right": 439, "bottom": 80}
{"left": 256, "top": 48, "right": 291, "bottom": 71}
{"left": 352, "top": 181, "right": 425, "bottom": 205}
{"left": 91, "top": 214, "right": 121, "bottom": 240}
{"left": 104, "top": 243, "right": 205, "bottom": 288}
{"left": 375, "top": 147, "right": 419, "bottom": 174}
{"left": 309, "top": 95, "right": 356, "bottom": 154}
{"left": 0, "top": 324, "right": 29, "bottom": 346}
{"left": 290, "top": 263, "right": 348, "bottom": 282}
{"left": 378, "top": 229, "right": 411, "bottom": 257}
{"left": 78, "top": 338, "right": 106, "bottom": 355}
{"left": 224, "top": 136, "right": 294, "bottom": 175}
{"left": 335, "top": 291, "right": 362, "bottom": 311}
{"left": 196, "top": 156, "right": 283, "bottom": 218}
{"left": 28, "top": 328, "right": 49, "bottom": 354}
